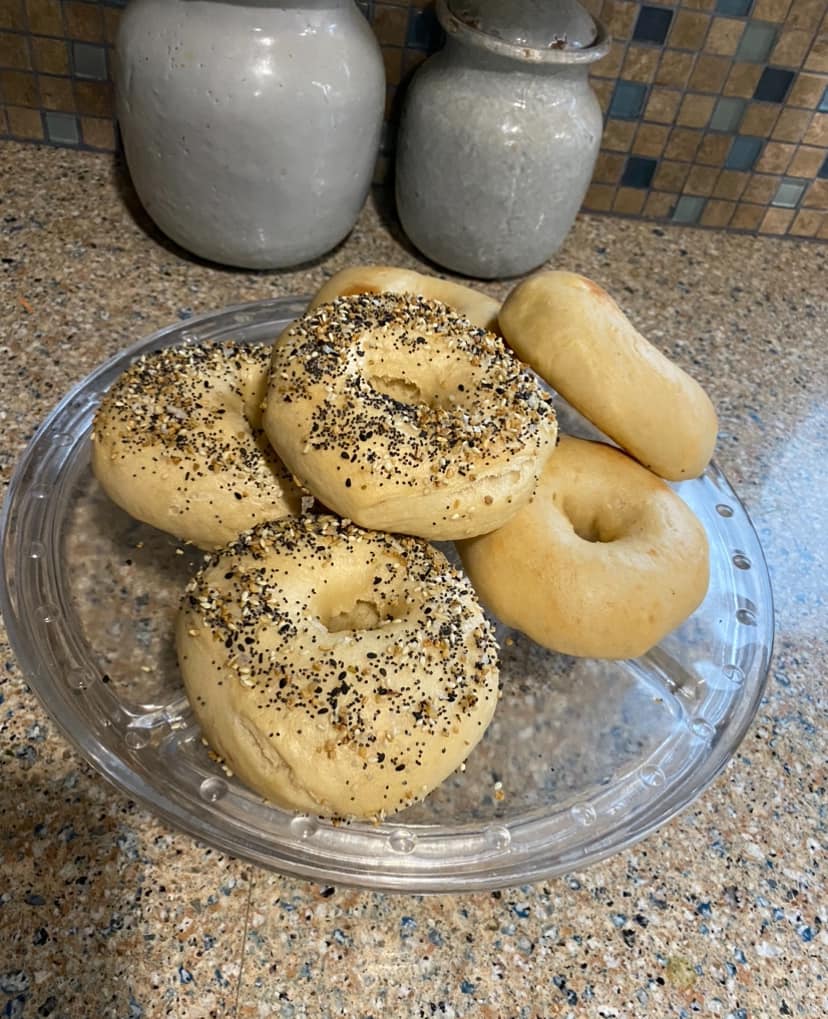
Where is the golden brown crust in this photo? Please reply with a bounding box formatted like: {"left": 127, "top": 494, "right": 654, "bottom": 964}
{"left": 309, "top": 265, "right": 502, "bottom": 333}
{"left": 91, "top": 341, "right": 302, "bottom": 548}
{"left": 457, "top": 436, "right": 710, "bottom": 659}
{"left": 499, "top": 271, "right": 718, "bottom": 481}
{"left": 176, "top": 515, "right": 500, "bottom": 819}
{"left": 264, "top": 293, "right": 558, "bottom": 540}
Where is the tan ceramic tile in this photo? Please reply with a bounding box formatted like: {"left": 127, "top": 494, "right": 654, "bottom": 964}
{"left": 771, "top": 29, "right": 813, "bottom": 68}
{"left": 621, "top": 44, "right": 660, "bottom": 83}
{"left": 803, "top": 112, "right": 828, "bottom": 145}
{"left": 64, "top": 1, "right": 104, "bottom": 42}
{"left": 73, "top": 79, "right": 113, "bottom": 117}
{"left": 772, "top": 107, "right": 814, "bottom": 143}
{"left": 5, "top": 101, "right": 41, "bottom": 136}
{"left": 0, "top": 28, "right": 29, "bottom": 69}
{"left": 30, "top": 35, "right": 68, "bottom": 75}
{"left": 644, "top": 86, "right": 682, "bottom": 124}
{"left": 632, "top": 122, "right": 669, "bottom": 157}
{"left": 676, "top": 92, "right": 716, "bottom": 129}
{"left": 382, "top": 47, "right": 402, "bottom": 86}
{"left": 595, "top": 38, "right": 626, "bottom": 78}
{"left": 753, "top": 0, "right": 792, "bottom": 21}
{"left": 592, "top": 150, "right": 625, "bottom": 184}
{"left": 696, "top": 133, "right": 730, "bottom": 166}
{"left": 591, "top": 77, "right": 614, "bottom": 114}
{"left": 789, "top": 207, "right": 825, "bottom": 236}
{"left": 755, "top": 140, "right": 796, "bottom": 176}
{"left": 600, "top": 0, "right": 638, "bottom": 41}
{"left": 80, "top": 114, "right": 114, "bottom": 149}
{"left": 803, "top": 177, "right": 828, "bottom": 208}
{"left": 683, "top": 0, "right": 714, "bottom": 9}
{"left": 103, "top": 7, "right": 121, "bottom": 46}
{"left": 743, "top": 172, "right": 782, "bottom": 204}
{"left": 643, "top": 191, "right": 676, "bottom": 217}
{"left": 581, "top": 0, "right": 603, "bottom": 16}
{"left": 818, "top": 214, "right": 828, "bottom": 238}
{"left": 804, "top": 32, "right": 828, "bottom": 73}
{"left": 373, "top": 4, "right": 408, "bottom": 47}
{"left": 683, "top": 164, "right": 719, "bottom": 196}
{"left": 700, "top": 198, "right": 736, "bottom": 227}
{"left": 713, "top": 169, "right": 749, "bottom": 200}
{"left": 724, "top": 62, "right": 763, "bottom": 98}
{"left": 401, "top": 48, "right": 427, "bottom": 79}
{"left": 613, "top": 187, "right": 647, "bottom": 215}
{"left": 787, "top": 144, "right": 826, "bottom": 177}
{"left": 705, "top": 16, "right": 744, "bottom": 56}
{"left": 583, "top": 182, "right": 616, "bottom": 210}
{"left": 0, "top": 68, "right": 37, "bottom": 106}
{"left": 0, "top": 0, "right": 26, "bottom": 31}
{"left": 38, "top": 73, "right": 75, "bottom": 111}
{"left": 740, "top": 102, "right": 781, "bottom": 137}
{"left": 730, "top": 201, "right": 766, "bottom": 229}
{"left": 665, "top": 126, "right": 702, "bottom": 161}
{"left": 602, "top": 118, "right": 636, "bottom": 151}
{"left": 759, "top": 207, "right": 795, "bottom": 234}
{"left": 655, "top": 50, "right": 695, "bottom": 88}
{"left": 24, "top": 0, "right": 63, "bottom": 36}
{"left": 688, "top": 54, "right": 730, "bottom": 93}
{"left": 669, "top": 10, "right": 710, "bottom": 51}
{"left": 788, "top": 0, "right": 825, "bottom": 32}
{"left": 788, "top": 71, "right": 828, "bottom": 108}
{"left": 653, "top": 158, "right": 691, "bottom": 191}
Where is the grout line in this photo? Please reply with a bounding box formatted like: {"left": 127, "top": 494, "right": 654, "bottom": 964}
{"left": 231, "top": 874, "right": 256, "bottom": 1018}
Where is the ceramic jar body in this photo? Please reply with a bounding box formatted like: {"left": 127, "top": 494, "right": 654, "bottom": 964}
{"left": 116, "top": 0, "right": 384, "bottom": 268}
{"left": 396, "top": 41, "right": 604, "bottom": 278}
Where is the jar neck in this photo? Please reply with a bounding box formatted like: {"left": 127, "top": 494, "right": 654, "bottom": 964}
{"left": 441, "top": 34, "right": 590, "bottom": 79}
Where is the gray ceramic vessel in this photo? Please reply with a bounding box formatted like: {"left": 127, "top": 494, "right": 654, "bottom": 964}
{"left": 395, "top": 0, "right": 610, "bottom": 279}
{"left": 116, "top": 0, "right": 385, "bottom": 269}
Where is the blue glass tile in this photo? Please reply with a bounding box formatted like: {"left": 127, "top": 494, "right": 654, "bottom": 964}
{"left": 726, "top": 135, "right": 763, "bottom": 170}
{"left": 716, "top": 0, "right": 753, "bottom": 15}
{"left": 72, "top": 42, "right": 108, "bottom": 81}
{"left": 621, "top": 156, "right": 657, "bottom": 189}
{"left": 632, "top": 5, "right": 674, "bottom": 44}
{"left": 44, "top": 112, "right": 80, "bottom": 146}
{"left": 818, "top": 155, "right": 828, "bottom": 181}
{"left": 609, "top": 81, "right": 648, "bottom": 120}
{"left": 406, "top": 6, "right": 443, "bottom": 51}
{"left": 672, "top": 196, "right": 706, "bottom": 225}
{"left": 754, "top": 67, "right": 795, "bottom": 103}
{"left": 734, "top": 22, "right": 777, "bottom": 63}
{"left": 771, "top": 178, "right": 807, "bottom": 208}
{"left": 818, "top": 86, "right": 828, "bottom": 114}
{"left": 710, "top": 97, "right": 745, "bottom": 133}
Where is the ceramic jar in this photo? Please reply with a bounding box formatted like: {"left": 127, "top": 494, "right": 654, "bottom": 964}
{"left": 116, "top": 0, "right": 385, "bottom": 269}
{"left": 395, "top": 0, "right": 610, "bottom": 278}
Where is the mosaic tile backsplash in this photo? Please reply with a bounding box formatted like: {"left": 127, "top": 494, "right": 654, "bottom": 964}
{"left": 1, "top": 0, "right": 827, "bottom": 239}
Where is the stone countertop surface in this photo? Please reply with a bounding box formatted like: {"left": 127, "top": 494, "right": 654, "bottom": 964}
{"left": 0, "top": 141, "right": 825, "bottom": 1019}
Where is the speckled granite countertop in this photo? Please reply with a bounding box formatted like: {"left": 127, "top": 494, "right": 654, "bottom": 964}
{"left": 0, "top": 142, "right": 825, "bottom": 1019}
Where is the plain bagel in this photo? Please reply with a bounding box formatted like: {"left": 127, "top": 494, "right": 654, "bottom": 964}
{"left": 176, "top": 515, "right": 500, "bottom": 819}
{"left": 264, "top": 292, "right": 558, "bottom": 540}
{"left": 499, "top": 271, "right": 718, "bottom": 481}
{"left": 92, "top": 341, "right": 302, "bottom": 548}
{"left": 457, "top": 435, "right": 710, "bottom": 660}
{"left": 308, "top": 264, "right": 501, "bottom": 333}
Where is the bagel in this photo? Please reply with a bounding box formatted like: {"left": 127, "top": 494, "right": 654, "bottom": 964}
{"left": 263, "top": 292, "right": 558, "bottom": 540}
{"left": 499, "top": 271, "right": 718, "bottom": 480}
{"left": 308, "top": 265, "right": 501, "bottom": 333}
{"left": 91, "top": 341, "right": 302, "bottom": 549}
{"left": 457, "top": 436, "right": 709, "bottom": 659}
{"left": 176, "top": 515, "right": 500, "bottom": 819}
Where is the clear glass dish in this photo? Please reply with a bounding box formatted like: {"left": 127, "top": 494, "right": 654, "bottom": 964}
{"left": 0, "top": 297, "right": 774, "bottom": 891}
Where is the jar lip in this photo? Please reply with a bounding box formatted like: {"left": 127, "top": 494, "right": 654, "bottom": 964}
{"left": 436, "top": 0, "right": 611, "bottom": 65}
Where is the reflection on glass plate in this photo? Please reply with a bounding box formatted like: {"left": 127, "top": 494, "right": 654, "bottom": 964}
{"left": 0, "top": 297, "right": 774, "bottom": 891}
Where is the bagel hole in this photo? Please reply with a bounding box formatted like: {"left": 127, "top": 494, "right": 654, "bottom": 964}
{"left": 563, "top": 499, "right": 619, "bottom": 544}
{"left": 321, "top": 597, "right": 408, "bottom": 633}
{"left": 369, "top": 374, "right": 422, "bottom": 405}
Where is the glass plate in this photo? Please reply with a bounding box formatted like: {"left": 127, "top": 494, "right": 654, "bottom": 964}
{"left": 0, "top": 297, "right": 774, "bottom": 892}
